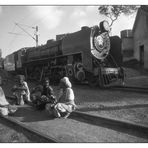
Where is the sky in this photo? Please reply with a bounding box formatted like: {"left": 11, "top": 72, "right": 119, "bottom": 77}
{"left": 0, "top": 5, "right": 137, "bottom": 57}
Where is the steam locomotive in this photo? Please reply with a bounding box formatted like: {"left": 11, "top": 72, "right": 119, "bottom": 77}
{"left": 4, "top": 20, "right": 123, "bottom": 87}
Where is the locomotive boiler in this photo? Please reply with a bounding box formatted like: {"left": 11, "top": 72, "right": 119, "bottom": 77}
{"left": 4, "top": 20, "right": 124, "bottom": 87}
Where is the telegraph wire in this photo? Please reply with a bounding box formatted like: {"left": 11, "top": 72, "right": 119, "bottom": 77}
{"left": 15, "top": 23, "right": 36, "bottom": 40}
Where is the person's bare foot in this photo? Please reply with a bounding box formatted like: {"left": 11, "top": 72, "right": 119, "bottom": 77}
{"left": 63, "top": 113, "right": 70, "bottom": 119}
{"left": 53, "top": 109, "right": 61, "bottom": 118}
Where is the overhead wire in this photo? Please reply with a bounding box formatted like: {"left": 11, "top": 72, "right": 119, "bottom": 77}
{"left": 7, "top": 6, "right": 56, "bottom": 55}
{"left": 7, "top": 7, "right": 35, "bottom": 54}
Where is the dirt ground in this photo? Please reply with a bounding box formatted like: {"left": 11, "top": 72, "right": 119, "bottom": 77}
{"left": 1, "top": 68, "right": 148, "bottom": 142}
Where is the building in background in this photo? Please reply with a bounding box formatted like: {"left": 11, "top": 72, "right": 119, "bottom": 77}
{"left": 120, "top": 29, "right": 134, "bottom": 62}
{"left": 132, "top": 5, "right": 148, "bottom": 69}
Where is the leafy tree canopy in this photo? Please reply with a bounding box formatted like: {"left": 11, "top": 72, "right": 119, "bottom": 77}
{"left": 98, "top": 5, "right": 139, "bottom": 27}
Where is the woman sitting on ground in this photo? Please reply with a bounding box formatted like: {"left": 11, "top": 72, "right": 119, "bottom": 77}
{"left": 0, "top": 76, "right": 17, "bottom": 116}
{"left": 46, "top": 77, "right": 76, "bottom": 118}
{"left": 12, "top": 75, "right": 31, "bottom": 105}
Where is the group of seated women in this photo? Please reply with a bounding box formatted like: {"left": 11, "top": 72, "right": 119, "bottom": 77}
{"left": 0, "top": 75, "right": 76, "bottom": 119}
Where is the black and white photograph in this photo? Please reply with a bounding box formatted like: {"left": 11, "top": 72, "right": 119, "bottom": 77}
{"left": 0, "top": 0, "right": 148, "bottom": 144}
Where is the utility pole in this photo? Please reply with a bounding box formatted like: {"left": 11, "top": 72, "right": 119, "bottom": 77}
{"left": 35, "top": 26, "right": 38, "bottom": 47}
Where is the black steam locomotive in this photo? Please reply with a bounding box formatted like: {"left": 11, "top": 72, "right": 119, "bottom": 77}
{"left": 4, "top": 20, "right": 123, "bottom": 87}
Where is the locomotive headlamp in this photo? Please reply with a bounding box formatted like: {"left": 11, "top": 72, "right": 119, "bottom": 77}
{"left": 100, "top": 20, "right": 110, "bottom": 32}
{"left": 90, "top": 26, "right": 110, "bottom": 60}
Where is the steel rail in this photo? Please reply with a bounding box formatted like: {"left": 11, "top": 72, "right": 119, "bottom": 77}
{"left": 72, "top": 111, "right": 148, "bottom": 132}
{"left": 0, "top": 115, "right": 59, "bottom": 143}
{"left": 71, "top": 111, "right": 148, "bottom": 139}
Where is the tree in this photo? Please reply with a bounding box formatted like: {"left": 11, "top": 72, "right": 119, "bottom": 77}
{"left": 98, "top": 5, "right": 139, "bottom": 27}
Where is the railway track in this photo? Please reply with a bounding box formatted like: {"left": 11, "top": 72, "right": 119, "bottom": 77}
{"left": 1, "top": 96, "right": 147, "bottom": 142}
{"left": 72, "top": 82, "right": 148, "bottom": 94}
{"left": 71, "top": 111, "right": 148, "bottom": 139}
{"left": 109, "top": 85, "right": 148, "bottom": 94}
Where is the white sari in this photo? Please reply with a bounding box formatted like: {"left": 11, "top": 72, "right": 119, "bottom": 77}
{"left": 0, "top": 87, "right": 17, "bottom": 116}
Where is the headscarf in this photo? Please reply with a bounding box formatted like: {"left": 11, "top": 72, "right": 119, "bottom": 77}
{"left": 60, "top": 77, "right": 72, "bottom": 88}
{"left": 17, "top": 75, "right": 25, "bottom": 80}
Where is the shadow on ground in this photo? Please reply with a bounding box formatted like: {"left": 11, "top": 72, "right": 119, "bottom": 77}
{"left": 10, "top": 106, "right": 54, "bottom": 122}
